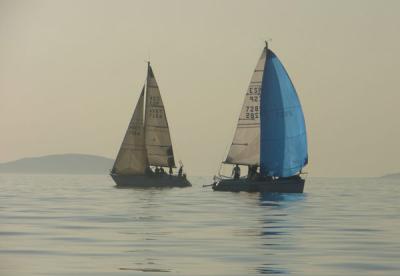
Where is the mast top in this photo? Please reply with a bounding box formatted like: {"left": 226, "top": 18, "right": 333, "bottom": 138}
{"left": 146, "top": 60, "right": 151, "bottom": 76}
{"left": 264, "top": 38, "right": 272, "bottom": 49}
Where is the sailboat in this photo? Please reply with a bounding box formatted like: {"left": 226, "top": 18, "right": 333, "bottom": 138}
{"left": 110, "top": 62, "right": 191, "bottom": 187}
{"left": 212, "top": 42, "right": 308, "bottom": 193}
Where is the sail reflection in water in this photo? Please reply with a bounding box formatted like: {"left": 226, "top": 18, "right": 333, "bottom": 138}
{"left": 254, "top": 193, "right": 305, "bottom": 274}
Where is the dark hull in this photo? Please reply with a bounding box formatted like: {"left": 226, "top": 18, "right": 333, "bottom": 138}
{"left": 111, "top": 174, "right": 191, "bottom": 188}
{"left": 212, "top": 177, "right": 304, "bottom": 193}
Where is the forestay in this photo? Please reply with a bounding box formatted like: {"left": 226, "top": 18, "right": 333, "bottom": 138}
{"left": 225, "top": 48, "right": 266, "bottom": 165}
{"left": 144, "top": 64, "right": 176, "bottom": 168}
{"left": 112, "top": 88, "right": 148, "bottom": 175}
{"left": 260, "top": 50, "right": 308, "bottom": 177}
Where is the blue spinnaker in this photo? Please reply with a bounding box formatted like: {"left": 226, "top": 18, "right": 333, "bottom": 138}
{"left": 260, "top": 50, "right": 308, "bottom": 177}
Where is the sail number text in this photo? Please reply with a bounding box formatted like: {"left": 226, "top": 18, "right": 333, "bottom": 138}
{"left": 129, "top": 124, "right": 142, "bottom": 136}
{"left": 245, "top": 105, "right": 259, "bottom": 119}
{"left": 149, "top": 108, "right": 163, "bottom": 119}
{"left": 245, "top": 85, "right": 260, "bottom": 120}
{"left": 148, "top": 96, "right": 164, "bottom": 119}
{"left": 149, "top": 96, "right": 161, "bottom": 105}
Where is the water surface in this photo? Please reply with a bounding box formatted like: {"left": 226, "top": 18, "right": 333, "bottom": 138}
{"left": 0, "top": 175, "right": 399, "bottom": 275}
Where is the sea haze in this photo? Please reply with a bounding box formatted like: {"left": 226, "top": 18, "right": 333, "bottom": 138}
{"left": 0, "top": 175, "right": 399, "bottom": 276}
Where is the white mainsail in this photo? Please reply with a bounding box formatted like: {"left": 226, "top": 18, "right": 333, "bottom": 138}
{"left": 112, "top": 88, "right": 148, "bottom": 174}
{"left": 225, "top": 47, "right": 267, "bottom": 165}
{"left": 144, "top": 64, "right": 176, "bottom": 168}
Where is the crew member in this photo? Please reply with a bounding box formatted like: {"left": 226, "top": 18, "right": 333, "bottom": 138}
{"left": 232, "top": 164, "right": 241, "bottom": 180}
{"left": 145, "top": 166, "right": 153, "bottom": 176}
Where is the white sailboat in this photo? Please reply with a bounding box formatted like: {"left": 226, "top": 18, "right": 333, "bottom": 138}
{"left": 111, "top": 62, "right": 190, "bottom": 187}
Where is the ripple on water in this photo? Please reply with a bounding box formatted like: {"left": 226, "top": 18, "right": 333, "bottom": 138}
{"left": 0, "top": 175, "right": 400, "bottom": 276}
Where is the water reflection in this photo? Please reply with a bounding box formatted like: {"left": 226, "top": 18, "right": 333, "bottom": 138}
{"left": 257, "top": 266, "right": 287, "bottom": 274}
{"left": 109, "top": 187, "right": 175, "bottom": 274}
{"left": 255, "top": 193, "right": 305, "bottom": 275}
{"left": 259, "top": 192, "right": 306, "bottom": 204}
{"left": 2, "top": 175, "right": 399, "bottom": 275}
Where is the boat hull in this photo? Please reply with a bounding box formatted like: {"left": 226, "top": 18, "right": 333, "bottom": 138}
{"left": 111, "top": 174, "right": 191, "bottom": 188}
{"left": 212, "top": 177, "right": 304, "bottom": 193}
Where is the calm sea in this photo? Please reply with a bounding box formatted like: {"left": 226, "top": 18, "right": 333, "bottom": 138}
{"left": 0, "top": 175, "right": 399, "bottom": 276}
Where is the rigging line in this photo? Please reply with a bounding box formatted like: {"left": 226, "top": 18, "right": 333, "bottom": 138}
{"left": 217, "top": 138, "right": 232, "bottom": 177}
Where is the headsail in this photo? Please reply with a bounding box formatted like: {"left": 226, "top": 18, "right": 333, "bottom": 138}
{"left": 144, "top": 64, "right": 176, "bottom": 168}
{"left": 112, "top": 87, "right": 148, "bottom": 175}
{"left": 225, "top": 48, "right": 267, "bottom": 165}
{"left": 260, "top": 50, "right": 308, "bottom": 177}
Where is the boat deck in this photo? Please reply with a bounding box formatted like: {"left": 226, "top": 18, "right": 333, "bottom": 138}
{"left": 111, "top": 174, "right": 191, "bottom": 188}
{"left": 212, "top": 177, "right": 304, "bottom": 193}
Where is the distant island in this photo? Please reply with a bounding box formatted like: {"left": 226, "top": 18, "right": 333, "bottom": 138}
{"left": 0, "top": 154, "right": 114, "bottom": 174}
{"left": 381, "top": 173, "right": 400, "bottom": 179}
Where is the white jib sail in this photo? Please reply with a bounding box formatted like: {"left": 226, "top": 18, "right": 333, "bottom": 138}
{"left": 225, "top": 48, "right": 267, "bottom": 165}
{"left": 144, "top": 64, "right": 176, "bottom": 168}
{"left": 112, "top": 87, "right": 148, "bottom": 174}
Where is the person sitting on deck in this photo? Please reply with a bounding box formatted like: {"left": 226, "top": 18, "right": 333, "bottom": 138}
{"left": 178, "top": 165, "right": 183, "bottom": 177}
{"left": 169, "top": 166, "right": 173, "bottom": 175}
{"left": 160, "top": 167, "right": 165, "bottom": 175}
{"left": 254, "top": 166, "right": 261, "bottom": 180}
{"left": 247, "top": 165, "right": 258, "bottom": 180}
{"left": 232, "top": 164, "right": 241, "bottom": 180}
{"left": 155, "top": 166, "right": 160, "bottom": 175}
{"left": 247, "top": 165, "right": 253, "bottom": 179}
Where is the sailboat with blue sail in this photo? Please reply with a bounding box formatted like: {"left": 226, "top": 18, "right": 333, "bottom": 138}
{"left": 212, "top": 42, "right": 308, "bottom": 193}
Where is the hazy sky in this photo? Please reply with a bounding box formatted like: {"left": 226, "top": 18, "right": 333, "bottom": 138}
{"left": 1, "top": 0, "right": 399, "bottom": 176}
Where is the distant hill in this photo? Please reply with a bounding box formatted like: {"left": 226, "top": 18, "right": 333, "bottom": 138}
{"left": 0, "top": 154, "right": 114, "bottom": 174}
{"left": 381, "top": 173, "right": 400, "bottom": 179}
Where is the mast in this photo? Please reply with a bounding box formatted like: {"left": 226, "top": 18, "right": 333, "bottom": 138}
{"left": 143, "top": 61, "right": 150, "bottom": 146}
